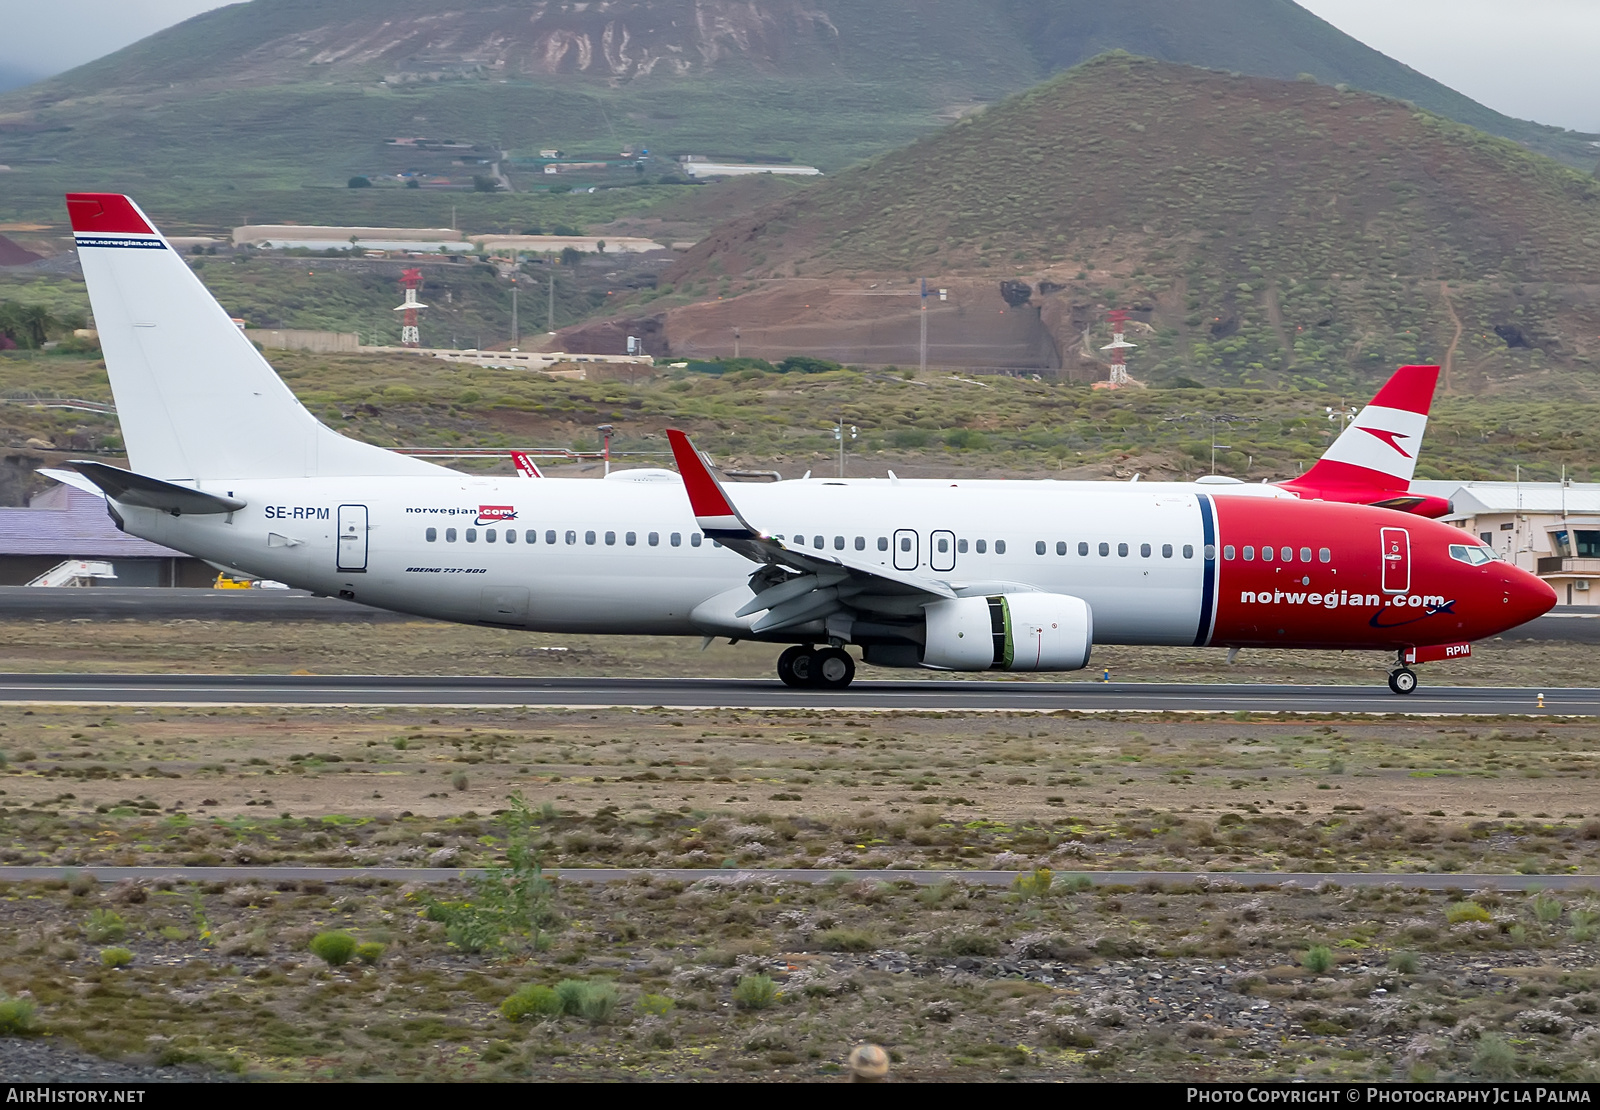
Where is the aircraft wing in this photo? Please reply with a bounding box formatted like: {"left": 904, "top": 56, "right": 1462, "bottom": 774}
{"left": 666, "top": 429, "right": 953, "bottom": 634}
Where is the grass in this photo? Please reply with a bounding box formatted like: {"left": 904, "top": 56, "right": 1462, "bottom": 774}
{"left": 733, "top": 975, "right": 779, "bottom": 1011}
{"left": 1302, "top": 945, "right": 1333, "bottom": 974}
{"left": 1445, "top": 902, "right": 1493, "bottom": 925}
{"left": 308, "top": 931, "right": 358, "bottom": 967}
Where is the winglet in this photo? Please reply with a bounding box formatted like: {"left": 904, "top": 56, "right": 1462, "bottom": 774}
{"left": 665, "top": 429, "right": 757, "bottom": 537}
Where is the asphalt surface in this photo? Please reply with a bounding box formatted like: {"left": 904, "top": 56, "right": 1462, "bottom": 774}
{"left": 0, "top": 587, "right": 1596, "bottom": 640}
{"left": 0, "top": 672, "right": 1590, "bottom": 714}
{"left": 2, "top": 865, "right": 1595, "bottom": 892}
{"left": 0, "top": 585, "right": 411, "bottom": 622}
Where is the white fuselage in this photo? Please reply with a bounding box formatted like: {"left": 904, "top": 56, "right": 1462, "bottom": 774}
{"left": 118, "top": 473, "right": 1220, "bottom": 646}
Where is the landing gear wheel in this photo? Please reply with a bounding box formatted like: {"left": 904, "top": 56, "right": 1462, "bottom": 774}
{"left": 777, "top": 646, "right": 815, "bottom": 689}
{"left": 1388, "top": 667, "right": 1418, "bottom": 695}
{"left": 811, "top": 647, "right": 856, "bottom": 689}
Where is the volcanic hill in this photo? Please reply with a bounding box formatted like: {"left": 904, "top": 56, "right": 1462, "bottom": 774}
{"left": 633, "top": 56, "right": 1600, "bottom": 396}
{"left": 1, "top": 0, "right": 1595, "bottom": 230}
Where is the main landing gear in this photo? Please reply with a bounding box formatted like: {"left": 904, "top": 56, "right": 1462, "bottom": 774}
{"left": 1387, "top": 657, "right": 1418, "bottom": 695}
{"left": 777, "top": 645, "right": 857, "bottom": 690}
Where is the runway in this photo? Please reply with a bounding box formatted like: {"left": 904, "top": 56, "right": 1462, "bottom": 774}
{"left": 0, "top": 672, "right": 1592, "bottom": 714}
{"left": 1, "top": 865, "right": 1595, "bottom": 892}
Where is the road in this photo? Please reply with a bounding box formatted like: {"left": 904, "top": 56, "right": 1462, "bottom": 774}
{"left": 0, "top": 672, "right": 1591, "bottom": 713}
{"left": 1, "top": 865, "right": 1594, "bottom": 892}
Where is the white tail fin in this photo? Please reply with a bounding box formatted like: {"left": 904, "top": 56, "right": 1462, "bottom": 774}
{"left": 67, "top": 193, "right": 447, "bottom": 483}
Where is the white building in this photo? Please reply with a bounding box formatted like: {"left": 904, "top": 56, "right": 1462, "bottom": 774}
{"left": 680, "top": 162, "right": 821, "bottom": 178}
{"left": 1413, "top": 480, "right": 1600, "bottom": 605}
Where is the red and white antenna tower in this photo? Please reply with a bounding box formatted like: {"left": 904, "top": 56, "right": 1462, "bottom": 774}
{"left": 395, "top": 268, "right": 427, "bottom": 348}
{"left": 1099, "top": 308, "right": 1136, "bottom": 387}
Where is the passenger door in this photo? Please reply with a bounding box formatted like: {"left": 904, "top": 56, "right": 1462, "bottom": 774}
{"left": 893, "top": 529, "right": 919, "bottom": 571}
{"left": 929, "top": 529, "right": 956, "bottom": 573}
{"left": 1380, "top": 526, "right": 1410, "bottom": 594}
{"left": 336, "top": 504, "right": 368, "bottom": 572}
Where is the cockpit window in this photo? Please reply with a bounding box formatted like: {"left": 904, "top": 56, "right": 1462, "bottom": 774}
{"left": 1448, "top": 543, "right": 1494, "bottom": 566}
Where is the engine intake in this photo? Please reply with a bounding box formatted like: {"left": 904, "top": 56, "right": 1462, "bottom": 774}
{"left": 922, "top": 593, "right": 1093, "bottom": 672}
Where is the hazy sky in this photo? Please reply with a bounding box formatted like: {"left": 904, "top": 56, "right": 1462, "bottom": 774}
{"left": 4, "top": 0, "right": 1598, "bottom": 132}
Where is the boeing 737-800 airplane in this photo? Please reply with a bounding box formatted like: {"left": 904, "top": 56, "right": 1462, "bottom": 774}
{"left": 55, "top": 193, "right": 1555, "bottom": 693}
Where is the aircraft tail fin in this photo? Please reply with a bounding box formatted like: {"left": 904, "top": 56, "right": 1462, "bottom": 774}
{"left": 66, "top": 193, "right": 447, "bottom": 483}
{"left": 1279, "top": 365, "right": 1449, "bottom": 517}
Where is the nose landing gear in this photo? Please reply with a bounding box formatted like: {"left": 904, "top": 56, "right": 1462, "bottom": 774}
{"left": 1387, "top": 653, "right": 1418, "bottom": 695}
{"left": 777, "top": 645, "right": 856, "bottom": 689}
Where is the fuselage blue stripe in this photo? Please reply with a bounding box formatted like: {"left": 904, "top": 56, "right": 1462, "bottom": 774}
{"left": 1194, "top": 493, "right": 1216, "bottom": 646}
{"left": 74, "top": 236, "right": 166, "bottom": 250}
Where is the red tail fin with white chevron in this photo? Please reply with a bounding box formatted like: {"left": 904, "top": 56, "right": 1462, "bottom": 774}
{"left": 1277, "top": 364, "right": 1449, "bottom": 518}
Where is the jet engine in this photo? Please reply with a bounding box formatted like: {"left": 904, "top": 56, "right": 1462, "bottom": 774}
{"left": 921, "top": 593, "right": 1092, "bottom": 672}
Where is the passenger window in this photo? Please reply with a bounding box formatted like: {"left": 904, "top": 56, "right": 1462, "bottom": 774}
{"left": 877, "top": 537, "right": 889, "bottom": 551}
{"left": 1098, "top": 542, "right": 1110, "bottom": 557}
{"left": 1117, "top": 542, "right": 1129, "bottom": 557}
{"left": 445, "top": 528, "right": 456, "bottom": 543}
{"left": 1299, "top": 547, "right": 1312, "bottom": 562}
{"left": 545, "top": 530, "right": 556, "bottom": 545}
{"left": 855, "top": 537, "right": 866, "bottom": 551}
{"left": 1261, "top": 546, "right": 1273, "bottom": 562}
{"left": 1318, "top": 547, "right": 1331, "bottom": 563}
{"left": 605, "top": 531, "right": 616, "bottom": 546}
{"left": 1161, "top": 543, "right": 1173, "bottom": 558}
{"left": 585, "top": 531, "right": 596, "bottom": 545}
{"left": 425, "top": 527, "right": 437, "bottom": 543}
{"left": 1243, "top": 545, "right": 1254, "bottom": 560}
{"left": 938, "top": 537, "right": 950, "bottom": 554}
{"left": 1204, "top": 544, "right": 1216, "bottom": 561}
{"left": 486, "top": 528, "right": 496, "bottom": 543}
{"left": 900, "top": 536, "right": 912, "bottom": 552}
{"left": 1056, "top": 541, "right": 1067, "bottom": 556}
{"left": 565, "top": 530, "right": 577, "bottom": 545}
{"left": 670, "top": 533, "right": 682, "bottom": 547}
{"left": 648, "top": 532, "right": 659, "bottom": 546}
{"left": 1280, "top": 546, "right": 1292, "bottom": 561}
{"left": 1035, "top": 541, "right": 1046, "bottom": 555}
{"left": 995, "top": 540, "right": 1007, "bottom": 554}
{"left": 691, "top": 533, "right": 702, "bottom": 547}
{"left": 1078, "top": 541, "right": 1089, "bottom": 556}
{"left": 625, "top": 532, "right": 636, "bottom": 546}
{"left": 1223, "top": 545, "right": 1235, "bottom": 560}
{"left": 976, "top": 539, "right": 987, "bottom": 554}
{"left": 1140, "top": 543, "right": 1151, "bottom": 558}
{"left": 957, "top": 538, "right": 968, "bottom": 553}
{"left": 834, "top": 536, "right": 845, "bottom": 550}
{"left": 466, "top": 528, "right": 478, "bottom": 543}
{"left": 505, "top": 529, "right": 516, "bottom": 544}
{"left": 1183, "top": 544, "right": 1194, "bottom": 559}
{"left": 527, "top": 530, "right": 539, "bottom": 544}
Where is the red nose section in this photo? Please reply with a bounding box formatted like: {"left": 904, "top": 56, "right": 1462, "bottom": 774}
{"left": 1504, "top": 567, "right": 1558, "bottom": 630}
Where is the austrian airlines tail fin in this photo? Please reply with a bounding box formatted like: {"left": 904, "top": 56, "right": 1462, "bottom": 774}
{"left": 66, "top": 193, "right": 446, "bottom": 483}
{"left": 1277, "top": 364, "right": 1450, "bottom": 518}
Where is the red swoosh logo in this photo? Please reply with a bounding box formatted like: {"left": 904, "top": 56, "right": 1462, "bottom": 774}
{"left": 1359, "top": 426, "right": 1413, "bottom": 458}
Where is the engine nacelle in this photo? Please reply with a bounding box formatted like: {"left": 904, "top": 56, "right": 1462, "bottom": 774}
{"left": 922, "top": 593, "right": 1093, "bottom": 672}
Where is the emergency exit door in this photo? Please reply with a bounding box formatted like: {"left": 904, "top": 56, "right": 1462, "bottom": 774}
{"left": 1380, "top": 526, "right": 1410, "bottom": 594}
{"left": 337, "top": 504, "right": 368, "bottom": 572}
{"left": 893, "top": 529, "right": 919, "bottom": 571}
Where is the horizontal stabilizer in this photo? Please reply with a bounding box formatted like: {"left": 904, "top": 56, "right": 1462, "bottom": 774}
{"left": 68, "top": 461, "right": 245, "bottom": 515}
{"left": 37, "top": 468, "right": 106, "bottom": 498}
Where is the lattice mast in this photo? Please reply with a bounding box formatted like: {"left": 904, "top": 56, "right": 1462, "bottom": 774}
{"left": 1100, "top": 309, "right": 1136, "bottom": 387}
{"left": 395, "top": 268, "right": 427, "bottom": 348}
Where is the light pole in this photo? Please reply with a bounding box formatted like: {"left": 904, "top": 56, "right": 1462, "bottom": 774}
{"left": 597, "top": 424, "right": 614, "bottom": 477}
{"left": 835, "top": 416, "right": 857, "bottom": 478}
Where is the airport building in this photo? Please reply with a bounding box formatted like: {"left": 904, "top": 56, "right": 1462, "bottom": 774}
{"left": 1415, "top": 480, "right": 1600, "bottom": 606}
{"left": 0, "top": 484, "right": 212, "bottom": 587}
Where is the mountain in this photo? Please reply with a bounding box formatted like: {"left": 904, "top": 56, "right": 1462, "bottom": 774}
{"left": 641, "top": 56, "right": 1600, "bottom": 395}
{"left": 0, "top": 0, "right": 1594, "bottom": 229}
